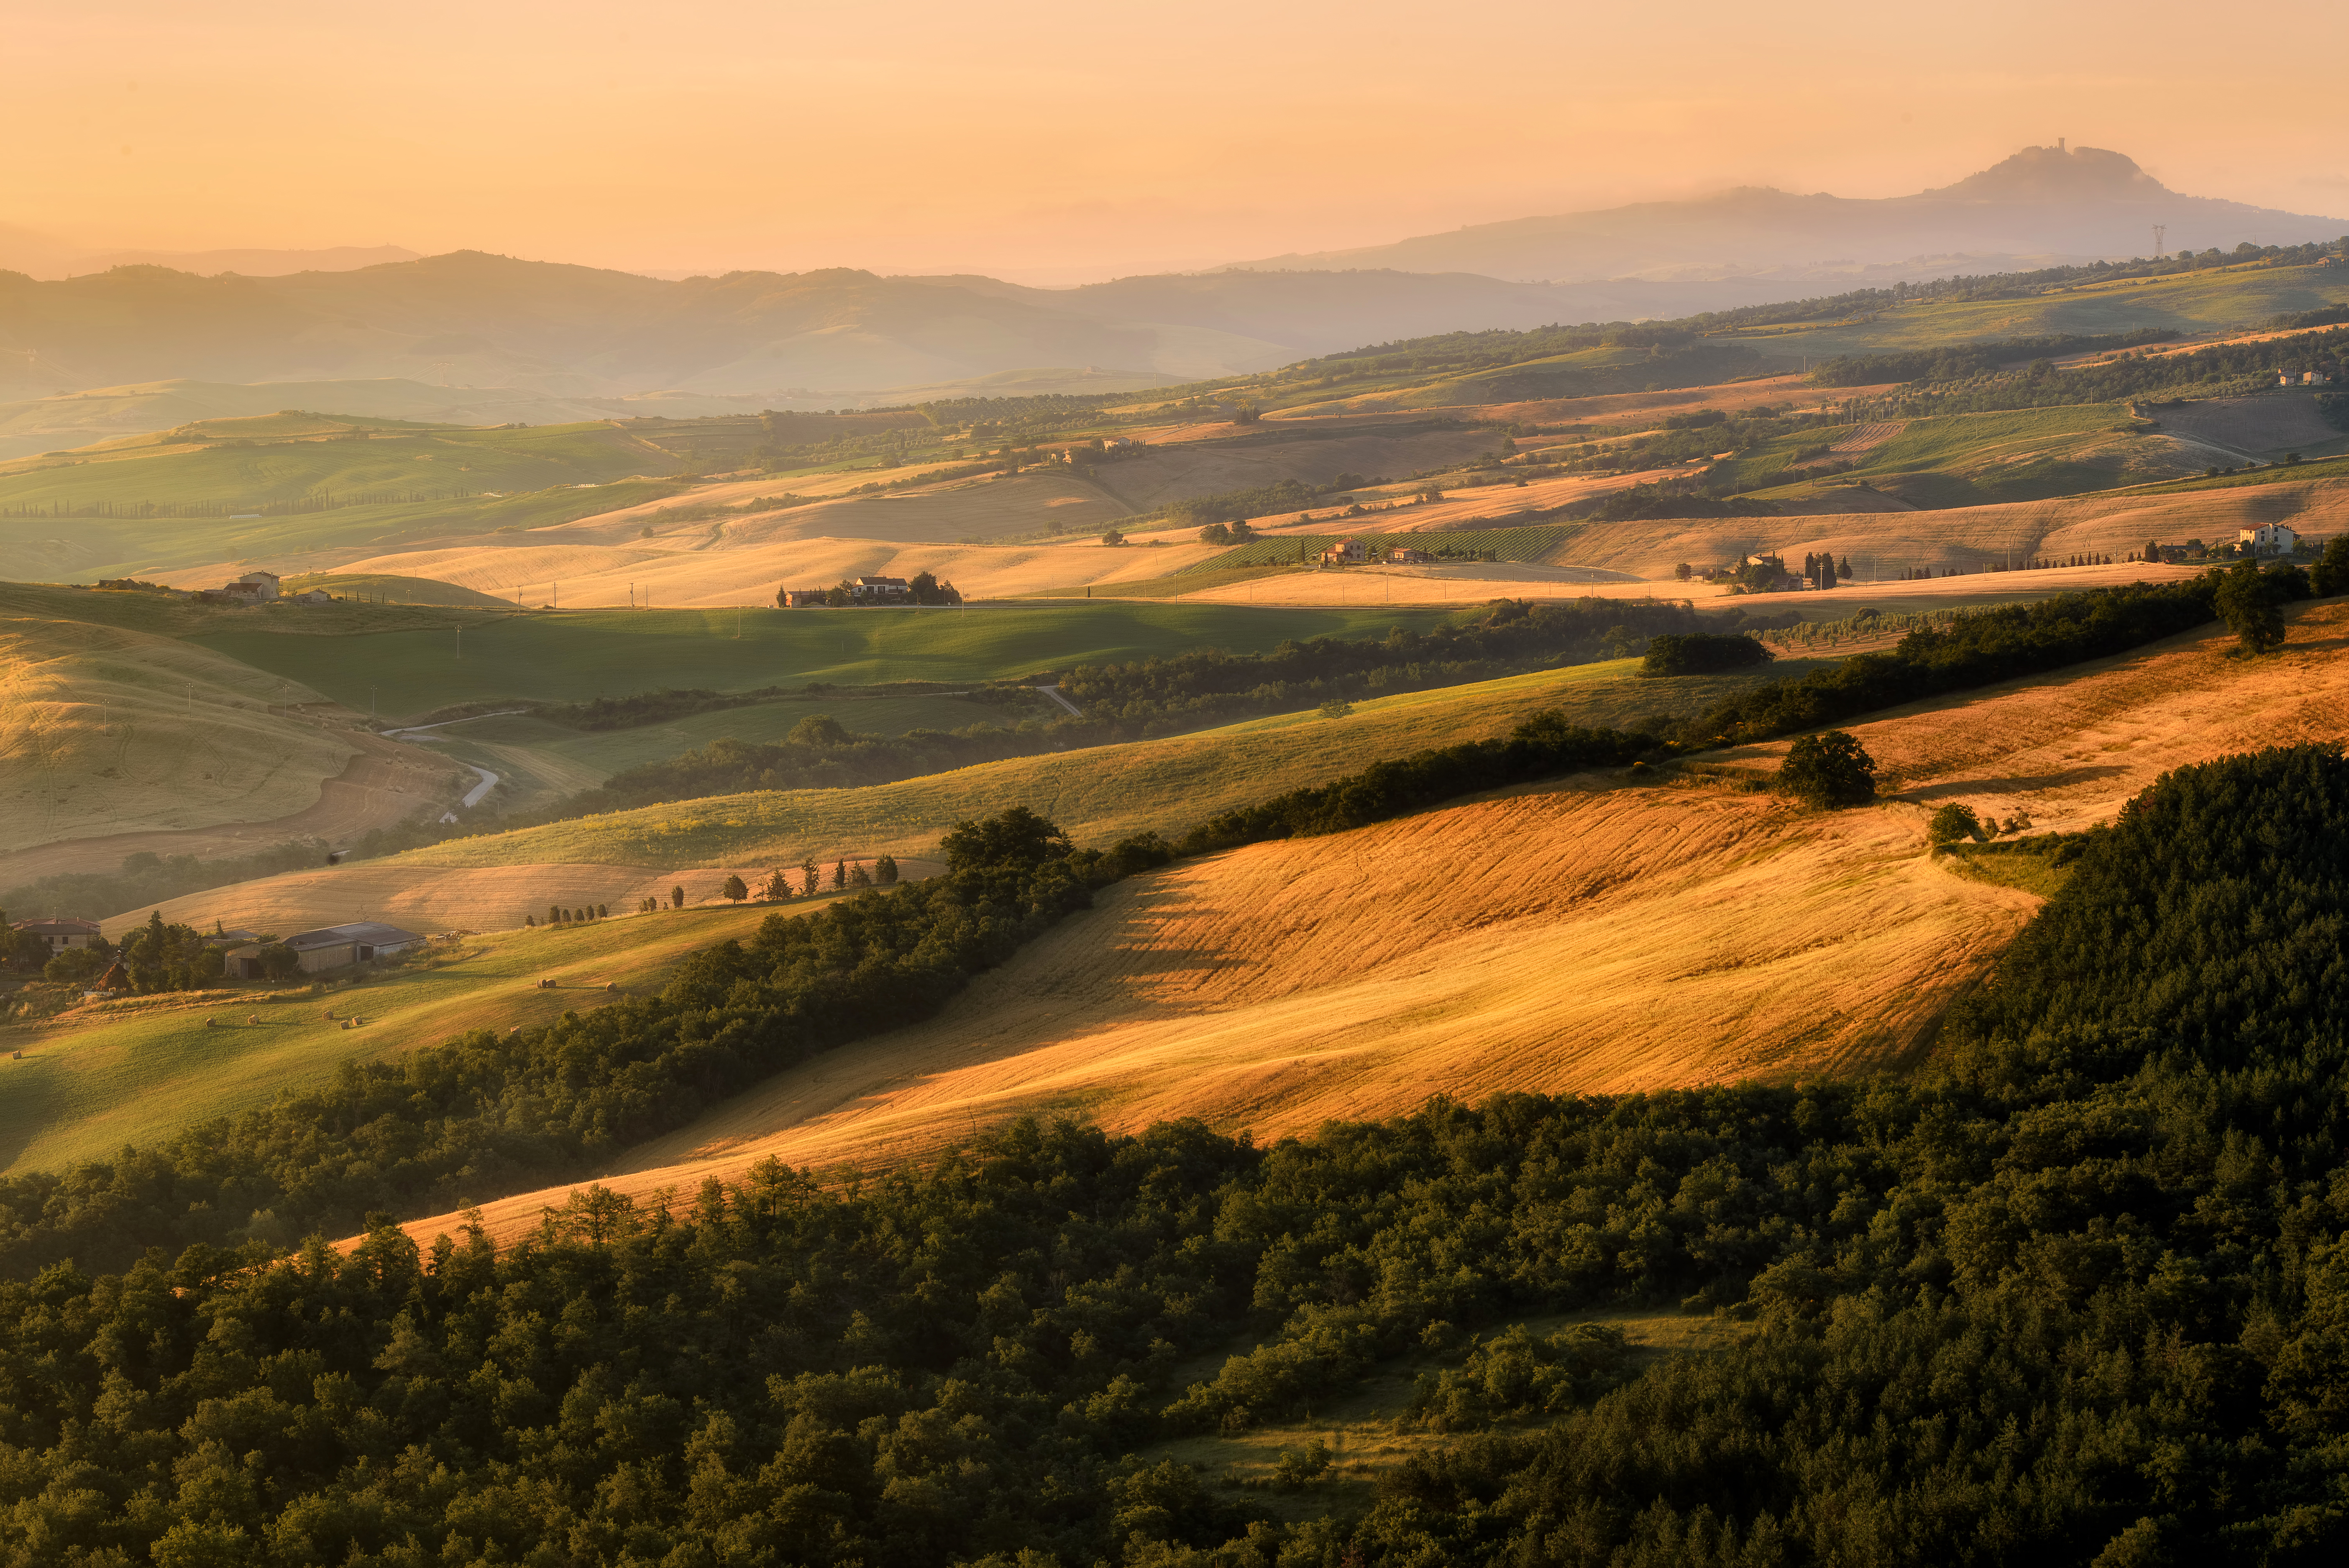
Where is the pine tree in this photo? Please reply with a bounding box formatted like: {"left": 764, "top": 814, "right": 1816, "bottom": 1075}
{"left": 833, "top": 859, "right": 847, "bottom": 890}
{"left": 850, "top": 861, "right": 872, "bottom": 888}
{"left": 802, "top": 859, "right": 820, "bottom": 896}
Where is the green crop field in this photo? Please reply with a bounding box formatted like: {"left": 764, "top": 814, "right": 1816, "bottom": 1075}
{"left": 409, "top": 691, "right": 1035, "bottom": 811}
{"left": 187, "top": 602, "right": 1476, "bottom": 721}
{"left": 0, "top": 900, "right": 797, "bottom": 1176}
{"left": 1710, "top": 262, "right": 2349, "bottom": 362}
{"left": 1719, "top": 403, "right": 2181, "bottom": 509}
{"left": 397, "top": 654, "right": 1810, "bottom": 872}
{"left": 283, "top": 571, "right": 519, "bottom": 607}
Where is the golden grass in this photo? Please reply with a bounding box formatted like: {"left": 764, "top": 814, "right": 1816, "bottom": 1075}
{"left": 390, "top": 600, "right": 2349, "bottom": 1246}
{"left": 0, "top": 609, "right": 379, "bottom": 859}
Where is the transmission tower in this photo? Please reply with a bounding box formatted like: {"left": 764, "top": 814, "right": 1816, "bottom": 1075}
{"left": 2153, "top": 225, "right": 2166, "bottom": 258}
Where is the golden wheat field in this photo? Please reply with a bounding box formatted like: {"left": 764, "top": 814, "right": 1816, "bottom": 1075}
{"left": 391, "top": 599, "right": 2349, "bottom": 1246}
{"left": 0, "top": 611, "right": 467, "bottom": 871}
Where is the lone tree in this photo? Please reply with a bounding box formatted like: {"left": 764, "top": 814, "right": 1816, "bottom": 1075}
{"left": 669, "top": 885, "right": 685, "bottom": 910}
{"left": 1780, "top": 730, "right": 1877, "bottom": 808}
{"left": 2216, "top": 561, "right": 2288, "bottom": 653}
{"left": 721, "top": 875, "right": 748, "bottom": 904}
{"left": 875, "top": 854, "right": 899, "bottom": 885}
{"left": 1928, "top": 803, "right": 1984, "bottom": 846}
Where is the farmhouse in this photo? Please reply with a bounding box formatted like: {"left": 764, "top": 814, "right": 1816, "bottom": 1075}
{"left": 1320, "top": 538, "right": 1368, "bottom": 564}
{"left": 851, "top": 576, "right": 911, "bottom": 603}
{"left": 2241, "top": 524, "right": 2299, "bottom": 555}
{"left": 1385, "top": 545, "right": 1433, "bottom": 565}
{"left": 13, "top": 917, "right": 101, "bottom": 955}
{"left": 281, "top": 920, "right": 425, "bottom": 973}
{"left": 781, "top": 588, "right": 829, "bottom": 607}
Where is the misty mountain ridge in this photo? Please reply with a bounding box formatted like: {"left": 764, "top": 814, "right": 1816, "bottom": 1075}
{"left": 1, "top": 146, "right": 2341, "bottom": 409}
{"left": 1228, "top": 144, "right": 2349, "bottom": 283}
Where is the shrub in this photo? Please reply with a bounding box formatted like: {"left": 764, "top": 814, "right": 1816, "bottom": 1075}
{"left": 1642, "top": 632, "right": 1773, "bottom": 676}
{"left": 1928, "top": 803, "right": 1983, "bottom": 845}
{"left": 1780, "top": 730, "right": 1876, "bottom": 808}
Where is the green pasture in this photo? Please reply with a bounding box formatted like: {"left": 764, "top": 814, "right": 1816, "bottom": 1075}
{"left": 0, "top": 477, "right": 691, "bottom": 582}
{"left": 401, "top": 654, "right": 1809, "bottom": 872}
{"left": 187, "top": 602, "right": 1474, "bottom": 721}
{"left": 0, "top": 902, "right": 788, "bottom": 1177}
{"left": 1729, "top": 403, "right": 2175, "bottom": 509}
{"left": 1717, "top": 263, "right": 2349, "bottom": 361}
{"left": 0, "top": 419, "right": 665, "bottom": 510}
{"left": 284, "top": 571, "right": 519, "bottom": 607}
{"left": 413, "top": 690, "right": 1034, "bottom": 808}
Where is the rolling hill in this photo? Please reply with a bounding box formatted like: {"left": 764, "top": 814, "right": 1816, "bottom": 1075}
{"left": 393, "top": 593, "right": 2349, "bottom": 1243}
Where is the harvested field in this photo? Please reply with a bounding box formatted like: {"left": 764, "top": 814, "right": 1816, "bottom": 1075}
{"left": 2150, "top": 395, "right": 2346, "bottom": 462}
{"left": 1082, "top": 425, "right": 1506, "bottom": 513}
{"left": 1538, "top": 478, "right": 2349, "bottom": 580}
{"left": 391, "top": 599, "right": 2349, "bottom": 1246}
{"left": 326, "top": 530, "right": 1227, "bottom": 608}
{"left": 0, "top": 732, "right": 469, "bottom": 893}
{"left": 0, "top": 608, "right": 466, "bottom": 865}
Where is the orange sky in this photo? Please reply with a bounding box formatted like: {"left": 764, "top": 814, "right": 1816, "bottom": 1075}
{"left": 10, "top": 0, "right": 2347, "bottom": 283}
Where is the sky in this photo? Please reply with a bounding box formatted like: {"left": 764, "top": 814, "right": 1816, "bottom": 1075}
{"left": 9, "top": 0, "right": 2348, "bottom": 284}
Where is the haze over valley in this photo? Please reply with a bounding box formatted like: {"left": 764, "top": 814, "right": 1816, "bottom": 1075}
{"left": 8, "top": 6, "right": 2349, "bottom": 1561}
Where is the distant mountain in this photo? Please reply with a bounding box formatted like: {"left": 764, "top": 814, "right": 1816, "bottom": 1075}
{"left": 1226, "top": 145, "right": 2349, "bottom": 283}
{"left": 64, "top": 244, "right": 420, "bottom": 277}
{"left": 0, "top": 253, "right": 1802, "bottom": 404}
{"left": 0, "top": 225, "right": 418, "bottom": 280}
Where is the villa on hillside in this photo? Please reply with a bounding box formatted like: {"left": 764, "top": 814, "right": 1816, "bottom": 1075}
{"left": 2241, "top": 524, "right": 2299, "bottom": 555}
{"left": 851, "top": 576, "right": 911, "bottom": 603}
{"left": 13, "top": 917, "right": 101, "bottom": 955}
{"left": 281, "top": 921, "right": 425, "bottom": 973}
{"left": 1320, "top": 538, "right": 1368, "bottom": 564}
{"left": 196, "top": 570, "right": 283, "bottom": 605}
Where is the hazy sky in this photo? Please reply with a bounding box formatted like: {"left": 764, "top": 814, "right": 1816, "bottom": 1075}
{"left": 13, "top": 0, "right": 2347, "bottom": 283}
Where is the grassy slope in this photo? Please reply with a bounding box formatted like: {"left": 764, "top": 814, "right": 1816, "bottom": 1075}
{"left": 186, "top": 602, "right": 1474, "bottom": 721}
{"left": 0, "top": 599, "right": 368, "bottom": 857}
{"left": 0, "top": 418, "right": 673, "bottom": 509}
{"left": 1727, "top": 404, "right": 2180, "bottom": 509}
{"left": 0, "top": 901, "right": 789, "bottom": 1177}
{"left": 397, "top": 657, "right": 1793, "bottom": 871}
{"left": 414, "top": 693, "right": 1034, "bottom": 813}
{"left": 1713, "top": 262, "right": 2349, "bottom": 359}
{"left": 282, "top": 572, "right": 520, "bottom": 607}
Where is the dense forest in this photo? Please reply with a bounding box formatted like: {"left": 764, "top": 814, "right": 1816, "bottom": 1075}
{"left": 9, "top": 735, "right": 2349, "bottom": 1563}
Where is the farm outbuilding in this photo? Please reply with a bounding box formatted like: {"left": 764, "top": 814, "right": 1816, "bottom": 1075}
{"left": 283, "top": 921, "right": 426, "bottom": 973}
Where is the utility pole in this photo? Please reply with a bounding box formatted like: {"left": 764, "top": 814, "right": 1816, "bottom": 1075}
{"left": 455, "top": 625, "right": 461, "bottom": 660}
